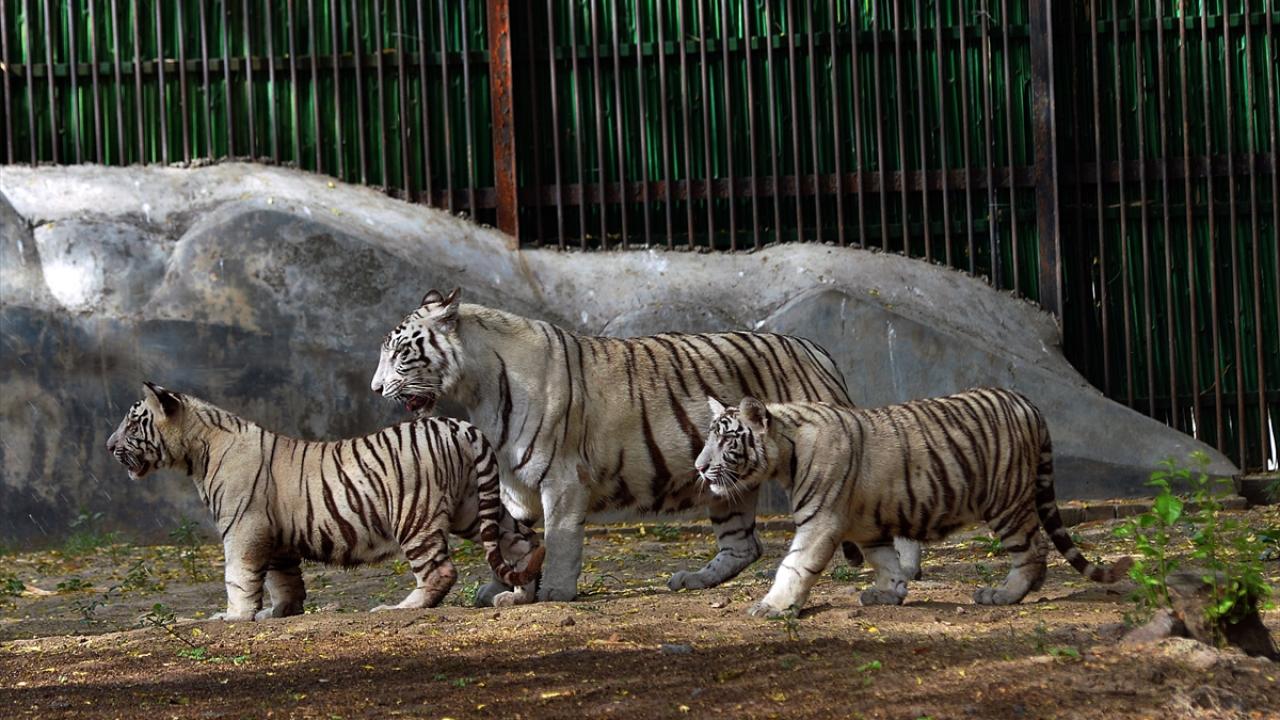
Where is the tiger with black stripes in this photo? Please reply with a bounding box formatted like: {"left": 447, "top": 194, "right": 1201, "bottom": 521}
{"left": 695, "top": 388, "right": 1133, "bottom": 617}
{"left": 369, "top": 289, "right": 921, "bottom": 602}
{"left": 105, "top": 382, "right": 544, "bottom": 620}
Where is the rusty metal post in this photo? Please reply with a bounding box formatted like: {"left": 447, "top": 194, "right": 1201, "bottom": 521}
{"left": 487, "top": 0, "right": 519, "bottom": 247}
{"left": 1029, "top": 0, "right": 1061, "bottom": 319}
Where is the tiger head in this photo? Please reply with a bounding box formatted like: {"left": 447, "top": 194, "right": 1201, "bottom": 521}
{"left": 696, "top": 396, "right": 772, "bottom": 499}
{"left": 371, "top": 288, "right": 465, "bottom": 417}
{"left": 105, "top": 382, "right": 185, "bottom": 479}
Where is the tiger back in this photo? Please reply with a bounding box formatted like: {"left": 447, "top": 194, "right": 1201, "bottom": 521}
{"left": 695, "top": 388, "right": 1132, "bottom": 617}
{"left": 105, "top": 383, "right": 544, "bottom": 620}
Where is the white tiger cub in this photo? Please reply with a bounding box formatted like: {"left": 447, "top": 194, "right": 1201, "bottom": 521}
{"left": 696, "top": 389, "right": 1133, "bottom": 617}
{"left": 105, "top": 383, "right": 544, "bottom": 619}
{"left": 369, "top": 289, "right": 924, "bottom": 602}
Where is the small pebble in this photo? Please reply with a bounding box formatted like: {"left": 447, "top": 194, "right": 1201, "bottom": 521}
{"left": 661, "top": 643, "right": 694, "bottom": 655}
{"left": 954, "top": 606, "right": 967, "bottom": 615}
{"left": 559, "top": 616, "right": 576, "bottom": 627}
{"left": 847, "top": 608, "right": 864, "bottom": 618}
{"left": 709, "top": 599, "right": 728, "bottom": 609}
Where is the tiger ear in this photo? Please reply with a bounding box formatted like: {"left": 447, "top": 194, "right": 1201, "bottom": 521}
{"left": 707, "top": 396, "right": 728, "bottom": 417}
{"left": 142, "top": 381, "right": 182, "bottom": 418}
{"left": 421, "top": 288, "right": 445, "bottom": 307}
{"left": 739, "top": 397, "right": 769, "bottom": 434}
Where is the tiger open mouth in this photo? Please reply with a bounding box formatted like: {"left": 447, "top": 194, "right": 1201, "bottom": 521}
{"left": 402, "top": 393, "right": 438, "bottom": 415}
{"left": 119, "top": 454, "right": 152, "bottom": 480}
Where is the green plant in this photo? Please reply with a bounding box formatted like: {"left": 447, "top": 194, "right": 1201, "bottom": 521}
{"left": 1, "top": 576, "right": 23, "bottom": 597}
{"left": 64, "top": 510, "right": 118, "bottom": 557}
{"left": 1113, "top": 452, "right": 1273, "bottom": 642}
{"left": 973, "top": 562, "right": 998, "bottom": 585}
{"left": 453, "top": 580, "right": 481, "bottom": 607}
{"left": 169, "top": 518, "right": 206, "bottom": 582}
{"left": 970, "top": 535, "right": 1004, "bottom": 555}
{"left": 139, "top": 603, "right": 204, "bottom": 652}
{"left": 649, "top": 524, "right": 683, "bottom": 542}
{"left": 829, "top": 564, "right": 858, "bottom": 582}
{"left": 121, "top": 559, "right": 162, "bottom": 593}
{"left": 56, "top": 576, "right": 92, "bottom": 593}
{"left": 769, "top": 606, "right": 802, "bottom": 641}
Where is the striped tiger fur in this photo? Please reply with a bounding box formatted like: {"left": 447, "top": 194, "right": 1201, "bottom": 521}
{"left": 370, "top": 288, "right": 912, "bottom": 602}
{"left": 105, "top": 382, "right": 545, "bottom": 620}
{"left": 695, "top": 388, "right": 1133, "bottom": 617}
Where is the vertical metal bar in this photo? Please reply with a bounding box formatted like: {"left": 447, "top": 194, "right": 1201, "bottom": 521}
{"left": 351, "top": 0, "right": 367, "bottom": 182}
{"left": 697, "top": 0, "right": 714, "bottom": 246}
{"left": 914, "top": 0, "right": 932, "bottom": 261}
{"left": 892, "top": 0, "right": 908, "bottom": 255}
{"left": 1029, "top": 0, "right": 1060, "bottom": 317}
{"left": 786, "top": 0, "right": 803, "bottom": 242}
{"left": 1177, "top": 0, "right": 1200, "bottom": 438}
{"left": 828, "top": 0, "right": 845, "bottom": 246}
{"left": 1132, "top": 0, "right": 1153, "bottom": 414}
{"left": 1242, "top": 0, "right": 1268, "bottom": 468}
{"left": 999, "top": 0, "right": 1017, "bottom": 292}
{"left": 416, "top": 0, "right": 431, "bottom": 198}
{"left": 612, "top": 0, "right": 630, "bottom": 248}
{"left": 288, "top": 0, "right": 300, "bottom": 165}
{"left": 765, "top": 0, "right": 782, "bottom": 245}
{"left": 676, "top": 0, "right": 694, "bottom": 247}
{"left": 1112, "top": 0, "right": 1133, "bottom": 407}
{"left": 980, "top": 0, "right": 997, "bottom": 283}
{"left": 66, "top": 0, "right": 81, "bottom": 163}
{"left": 1155, "top": 0, "right": 1176, "bottom": 424}
{"left": 88, "top": 0, "right": 104, "bottom": 163}
{"left": 176, "top": 0, "right": 191, "bottom": 162}
{"left": 589, "top": 0, "right": 607, "bottom": 248}
{"left": 657, "top": 0, "right": 674, "bottom": 248}
{"left": 200, "top": 0, "right": 213, "bottom": 157}
{"left": 373, "top": 0, "right": 386, "bottom": 185}
{"left": 743, "top": 0, "right": 760, "bottom": 249}
{"left": 2, "top": 0, "right": 14, "bottom": 163}
{"left": 545, "top": 0, "right": 564, "bottom": 246}
{"left": 222, "top": 0, "right": 235, "bottom": 157}
{"left": 958, "top": 0, "right": 975, "bottom": 271}
{"left": 805, "top": 0, "right": 822, "bottom": 243}
{"left": 721, "top": 0, "right": 737, "bottom": 249}
{"left": 1222, "top": 2, "right": 1244, "bottom": 465}
{"left": 933, "top": 0, "right": 951, "bottom": 264}
{"left": 21, "top": 0, "right": 34, "bottom": 163}
{"left": 242, "top": 0, "right": 257, "bottom": 158}
{"left": 132, "top": 0, "right": 145, "bottom": 161}
{"left": 155, "top": 0, "right": 168, "bottom": 164}
{"left": 1200, "top": 2, "right": 1223, "bottom": 447}
{"left": 567, "top": 0, "right": 586, "bottom": 246}
{"left": 437, "top": 0, "right": 454, "bottom": 210}
{"left": 110, "top": 0, "right": 125, "bottom": 162}
{"left": 266, "top": 0, "right": 278, "bottom": 163}
{"left": 635, "top": 0, "right": 652, "bottom": 246}
{"left": 1091, "top": 0, "right": 1110, "bottom": 396}
{"left": 848, "top": 0, "right": 867, "bottom": 247}
{"left": 1268, "top": 0, "right": 1280, "bottom": 462}
{"left": 308, "top": 0, "right": 321, "bottom": 171}
{"left": 42, "top": 0, "right": 58, "bottom": 163}
{"left": 459, "top": 0, "right": 476, "bottom": 219}
{"left": 331, "top": 0, "right": 345, "bottom": 177}
{"left": 395, "top": 0, "right": 409, "bottom": 192}
{"left": 488, "top": 0, "right": 519, "bottom": 239}
{"left": 871, "top": 0, "right": 888, "bottom": 250}
{"left": 523, "top": 1, "right": 544, "bottom": 243}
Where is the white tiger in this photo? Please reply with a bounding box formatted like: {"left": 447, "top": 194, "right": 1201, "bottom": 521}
{"left": 105, "top": 382, "right": 544, "bottom": 619}
{"left": 696, "top": 390, "right": 1133, "bottom": 617}
{"left": 369, "top": 289, "right": 923, "bottom": 602}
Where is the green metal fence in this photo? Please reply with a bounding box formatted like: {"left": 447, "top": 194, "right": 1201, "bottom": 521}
{"left": 1, "top": 0, "right": 1276, "bottom": 472}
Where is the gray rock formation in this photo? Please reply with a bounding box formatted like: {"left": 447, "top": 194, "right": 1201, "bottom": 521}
{"left": 0, "top": 164, "right": 1237, "bottom": 546}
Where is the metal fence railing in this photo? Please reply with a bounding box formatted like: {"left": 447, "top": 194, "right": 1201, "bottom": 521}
{"left": 1, "top": 0, "right": 1276, "bottom": 472}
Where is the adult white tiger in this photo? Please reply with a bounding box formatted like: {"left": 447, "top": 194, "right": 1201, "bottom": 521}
{"left": 105, "top": 383, "right": 544, "bottom": 619}
{"left": 370, "top": 289, "right": 920, "bottom": 602}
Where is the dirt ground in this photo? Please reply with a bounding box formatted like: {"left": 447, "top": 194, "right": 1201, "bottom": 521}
{"left": 1, "top": 509, "right": 1277, "bottom": 720}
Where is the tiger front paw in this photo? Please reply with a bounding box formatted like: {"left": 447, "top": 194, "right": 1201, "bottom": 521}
{"left": 493, "top": 587, "right": 534, "bottom": 607}
{"left": 537, "top": 585, "right": 578, "bottom": 602}
{"left": 210, "top": 609, "right": 256, "bottom": 622}
{"left": 973, "top": 587, "right": 1024, "bottom": 605}
{"left": 474, "top": 581, "right": 514, "bottom": 608}
{"left": 667, "top": 570, "right": 713, "bottom": 591}
{"left": 747, "top": 601, "right": 787, "bottom": 619}
{"left": 859, "top": 588, "right": 906, "bottom": 606}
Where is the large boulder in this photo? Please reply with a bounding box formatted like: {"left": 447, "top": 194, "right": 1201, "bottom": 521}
{"left": 0, "top": 164, "right": 1237, "bottom": 546}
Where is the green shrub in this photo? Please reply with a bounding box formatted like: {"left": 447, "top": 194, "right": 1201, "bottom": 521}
{"left": 1113, "top": 452, "right": 1272, "bottom": 643}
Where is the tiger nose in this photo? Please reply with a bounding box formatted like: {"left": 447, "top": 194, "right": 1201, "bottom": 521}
{"left": 370, "top": 379, "right": 383, "bottom": 394}
{"left": 695, "top": 461, "right": 709, "bottom": 475}
{"left": 105, "top": 434, "right": 117, "bottom": 453}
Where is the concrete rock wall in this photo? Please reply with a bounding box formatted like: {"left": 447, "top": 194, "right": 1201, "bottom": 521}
{"left": 0, "top": 164, "right": 1237, "bottom": 547}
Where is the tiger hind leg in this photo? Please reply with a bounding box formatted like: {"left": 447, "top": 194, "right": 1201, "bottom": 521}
{"left": 472, "top": 514, "right": 541, "bottom": 608}
{"left": 255, "top": 554, "right": 306, "bottom": 620}
{"left": 974, "top": 509, "right": 1048, "bottom": 605}
{"left": 373, "top": 531, "right": 457, "bottom": 611}
{"left": 841, "top": 538, "right": 923, "bottom": 581}
{"left": 859, "top": 543, "right": 910, "bottom": 606}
